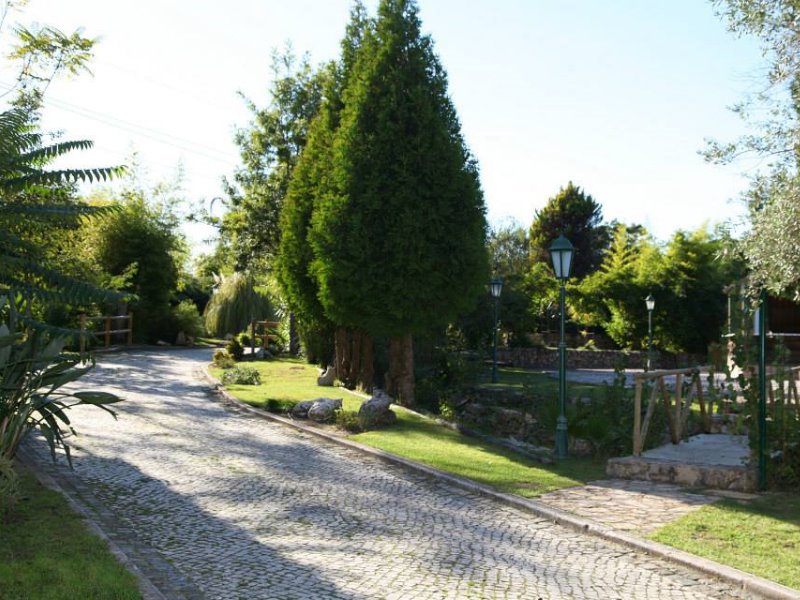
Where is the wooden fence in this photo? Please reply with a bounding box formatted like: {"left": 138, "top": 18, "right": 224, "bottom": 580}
{"left": 632, "top": 367, "right": 710, "bottom": 456}
{"left": 79, "top": 313, "right": 133, "bottom": 353}
{"left": 631, "top": 365, "right": 800, "bottom": 456}
{"left": 250, "top": 320, "right": 280, "bottom": 354}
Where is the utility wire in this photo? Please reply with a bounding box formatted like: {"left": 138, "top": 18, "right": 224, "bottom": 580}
{"left": 0, "top": 80, "right": 240, "bottom": 166}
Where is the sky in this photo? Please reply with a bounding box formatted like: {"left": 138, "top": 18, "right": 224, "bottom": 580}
{"left": 3, "top": 0, "right": 767, "bottom": 255}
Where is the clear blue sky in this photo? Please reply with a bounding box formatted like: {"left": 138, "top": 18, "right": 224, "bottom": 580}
{"left": 6, "top": 0, "right": 766, "bottom": 250}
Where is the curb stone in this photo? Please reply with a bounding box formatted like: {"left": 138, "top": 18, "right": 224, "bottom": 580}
{"left": 202, "top": 364, "right": 800, "bottom": 600}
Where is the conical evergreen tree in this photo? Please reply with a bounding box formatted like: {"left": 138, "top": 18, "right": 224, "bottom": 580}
{"left": 309, "top": 0, "right": 488, "bottom": 404}
{"left": 276, "top": 1, "right": 373, "bottom": 374}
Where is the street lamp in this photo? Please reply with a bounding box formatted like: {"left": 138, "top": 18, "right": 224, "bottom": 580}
{"left": 756, "top": 291, "right": 768, "bottom": 491}
{"left": 490, "top": 277, "right": 503, "bottom": 383}
{"left": 645, "top": 293, "right": 655, "bottom": 371}
{"left": 549, "top": 234, "right": 574, "bottom": 459}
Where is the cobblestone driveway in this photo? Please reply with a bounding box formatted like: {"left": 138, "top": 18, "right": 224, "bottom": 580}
{"left": 25, "top": 349, "right": 759, "bottom": 600}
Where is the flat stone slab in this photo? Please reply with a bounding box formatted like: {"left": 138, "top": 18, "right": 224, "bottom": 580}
{"left": 538, "top": 479, "right": 720, "bottom": 535}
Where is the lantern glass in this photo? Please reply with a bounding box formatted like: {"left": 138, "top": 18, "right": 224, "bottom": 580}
{"left": 490, "top": 277, "right": 503, "bottom": 299}
{"left": 645, "top": 293, "right": 655, "bottom": 311}
{"left": 548, "top": 235, "right": 574, "bottom": 280}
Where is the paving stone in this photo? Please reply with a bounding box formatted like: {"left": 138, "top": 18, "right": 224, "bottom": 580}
{"left": 538, "top": 479, "right": 721, "bottom": 535}
{"left": 24, "top": 349, "right": 766, "bottom": 600}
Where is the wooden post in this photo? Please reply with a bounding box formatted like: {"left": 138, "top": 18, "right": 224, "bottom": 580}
{"left": 127, "top": 312, "right": 133, "bottom": 345}
{"left": 79, "top": 313, "right": 86, "bottom": 355}
{"left": 633, "top": 378, "right": 643, "bottom": 456}
{"left": 673, "top": 373, "right": 683, "bottom": 443}
{"left": 104, "top": 316, "right": 111, "bottom": 348}
{"left": 695, "top": 374, "right": 709, "bottom": 433}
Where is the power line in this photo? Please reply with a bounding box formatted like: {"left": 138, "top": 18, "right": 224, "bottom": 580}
{"left": 0, "top": 81, "right": 240, "bottom": 166}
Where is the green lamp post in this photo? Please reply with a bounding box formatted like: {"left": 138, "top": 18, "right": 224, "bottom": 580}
{"left": 490, "top": 277, "right": 503, "bottom": 384}
{"left": 645, "top": 293, "right": 655, "bottom": 371}
{"left": 549, "top": 234, "right": 574, "bottom": 459}
{"left": 756, "top": 291, "right": 768, "bottom": 491}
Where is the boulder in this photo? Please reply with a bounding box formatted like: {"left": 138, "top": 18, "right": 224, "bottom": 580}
{"left": 358, "top": 389, "right": 396, "bottom": 428}
{"left": 317, "top": 365, "right": 336, "bottom": 386}
{"left": 308, "top": 398, "right": 342, "bottom": 422}
{"left": 290, "top": 400, "right": 315, "bottom": 419}
{"left": 291, "top": 398, "right": 342, "bottom": 422}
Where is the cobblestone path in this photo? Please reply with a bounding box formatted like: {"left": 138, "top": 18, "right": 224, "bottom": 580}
{"left": 25, "top": 350, "right": 761, "bottom": 600}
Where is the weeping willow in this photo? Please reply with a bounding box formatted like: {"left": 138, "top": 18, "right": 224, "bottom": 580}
{"left": 203, "top": 272, "right": 274, "bottom": 337}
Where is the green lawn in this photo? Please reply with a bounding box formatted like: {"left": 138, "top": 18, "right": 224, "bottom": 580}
{"left": 353, "top": 408, "right": 605, "bottom": 496}
{"left": 211, "top": 357, "right": 606, "bottom": 496}
{"left": 209, "top": 357, "right": 362, "bottom": 412}
{"left": 478, "top": 366, "right": 605, "bottom": 399}
{"left": 0, "top": 468, "right": 141, "bottom": 600}
{"left": 651, "top": 494, "right": 800, "bottom": 590}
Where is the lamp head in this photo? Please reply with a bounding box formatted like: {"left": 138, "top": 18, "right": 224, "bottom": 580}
{"left": 548, "top": 234, "right": 574, "bottom": 280}
{"left": 645, "top": 293, "right": 655, "bottom": 311}
{"left": 490, "top": 277, "right": 503, "bottom": 299}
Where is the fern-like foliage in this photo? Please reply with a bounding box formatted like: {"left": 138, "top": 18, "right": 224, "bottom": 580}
{"left": 0, "top": 106, "right": 129, "bottom": 337}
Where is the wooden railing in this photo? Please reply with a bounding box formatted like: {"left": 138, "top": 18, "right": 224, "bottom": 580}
{"left": 79, "top": 313, "right": 133, "bottom": 353}
{"left": 760, "top": 365, "right": 800, "bottom": 419}
{"left": 632, "top": 364, "right": 800, "bottom": 456}
{"left": 632, "top": 367, "right": 709, "bottom": 456}
{"left": 250, "top": 320, "right": 280, "bottom": 354}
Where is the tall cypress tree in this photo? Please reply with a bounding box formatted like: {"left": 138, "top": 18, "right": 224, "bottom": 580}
{"left": 276, "top": 1, "right": 373, "bottom": 374}
{"left": 309, "top": 0, "right": 488, "bottom": 404}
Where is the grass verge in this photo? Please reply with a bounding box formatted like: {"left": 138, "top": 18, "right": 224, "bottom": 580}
{"left": 650, "top": 493, "right": 800, "bottom": 590}
{"left": 352, "top": 408, "right": 605, "bottom": 496}
{"left": 210, "top": 357, "right": 606, "bottom": 496}
{"left": 0, "top": 467, "right": 141, "bottom": 600}
{"left": 209, "top": 357, "right": 361, "bottom": 412}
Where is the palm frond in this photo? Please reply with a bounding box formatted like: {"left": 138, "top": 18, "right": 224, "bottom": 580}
{"left": 0, "top": 257, "right": 132, "bottom": 305}
{"left": 20, "top": 140, "right": 95, "bottom": 163}
{"left": 2, "top": 166, "right": 126, "bottom": 191}
{"left": 0, "top": 202, "right": 120, "bottom": 219}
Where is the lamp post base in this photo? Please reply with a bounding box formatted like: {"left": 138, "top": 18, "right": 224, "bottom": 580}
{"left": 555, "top": 416, "right": 568, "bottom": 459}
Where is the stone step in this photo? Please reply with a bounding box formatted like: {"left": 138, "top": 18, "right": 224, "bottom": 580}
{"left": 606, "top": 455, "right": 757, "bottom": 492}
{"left": 607, "top": 434, "right": 755, "bottom": 492}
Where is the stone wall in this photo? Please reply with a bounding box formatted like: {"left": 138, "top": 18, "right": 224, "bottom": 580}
{"left": 496, "top": 347, "right": 704, "bottom": 370}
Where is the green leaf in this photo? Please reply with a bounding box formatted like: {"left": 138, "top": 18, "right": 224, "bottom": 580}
{"left": 72, "top": 391, "right": 122, "bottom": 405}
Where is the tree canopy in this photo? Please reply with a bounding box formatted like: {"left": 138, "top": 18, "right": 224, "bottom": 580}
{"left": 529, "top": 182, "right": 609, "bottom": 279}
{"left": 710, "top": 0, "right": 800, "bottom": 299}
{"left": 221, "top": 48, "right": 328, "bottom": 272}
{"left": 573, "top": 224, "right": 743, "bottom": 354}
{"left": 308, "top": 0, "right": 488, "bottom": 338}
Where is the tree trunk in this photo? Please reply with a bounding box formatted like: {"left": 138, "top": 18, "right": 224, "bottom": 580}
{"left": 288, "top": 312, "right": 300, "bottom": 355}
{"left": 386, "top": 334, "right": 414, "bottom": 406}
{"left": 334, "top": 327, "right": 374, "bottom": 391}
{"left": 359, "top": 333, "right": 374, "bottom": 393}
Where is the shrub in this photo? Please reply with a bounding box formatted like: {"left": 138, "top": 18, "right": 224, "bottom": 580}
{"left": 220, "top": 366, "right": 261, "bottom": 386}
{"left": 335, "top": 410, "right": 364, "bottom": 433}
{"left": 172, "top": 299, "right": 205, "bottom": 338}
{"left": 0, "top": 296, "right": 122, "bottom": 468}
{"left": 237, "top": 332, "right": 251, "bottom": 348}
{"left": 212, "top": 349, "right": 235, "bottom": 369}
{"left": 264, "top": 398, "right": 296, "bottom": 413}
{"left": 226, "top": 337, "right": 244, "bottom": 361}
